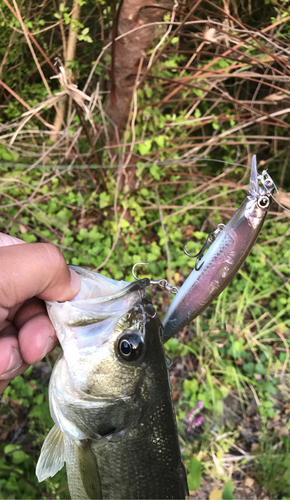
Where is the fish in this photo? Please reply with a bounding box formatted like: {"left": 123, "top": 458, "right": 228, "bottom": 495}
{"left": 162, "top": 155, "right": 275, "bottom": 341}
{"left": 36, "top": 265, "right": 188, "bottom": 499}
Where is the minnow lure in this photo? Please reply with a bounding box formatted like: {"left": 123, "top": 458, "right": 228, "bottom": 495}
{"left": 162, "top": 155, "right": 275, "bottom": 342}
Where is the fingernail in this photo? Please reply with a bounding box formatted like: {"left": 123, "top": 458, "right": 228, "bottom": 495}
{"left": 40, "top": 336, "right": 57, "bottom": 360}
{"left": 69, "top": 269, "right": 81, "bottom": 296}
{"left": 0, "top": 347, "right": 22, "bottom": 379}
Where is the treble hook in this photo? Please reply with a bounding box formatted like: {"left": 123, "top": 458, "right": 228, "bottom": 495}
{"left": 183, "top": 223, "right": 225, "bottom": 271}
{"left": 132, "top": 263, "right": 178, "bottom": 294}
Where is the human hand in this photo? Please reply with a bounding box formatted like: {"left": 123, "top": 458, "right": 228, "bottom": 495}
{"left": 0, "top": 233, "right": 81, "bottom": 393}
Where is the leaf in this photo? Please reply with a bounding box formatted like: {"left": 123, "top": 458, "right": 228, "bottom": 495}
{"left": 99, "top": 191, "right": 111, "bottom": 209}
{"left": 174, "top": 272, "right": 180, "bottom": 283}
{"left": 139, "top": 139, "right": 152, "bottom": 155}
{"left": 245, "top": 477, "right": 254, "bottom": 487}
{"left": 145, "top": 87, "right": 152, "bottom": 98}
{"left": 120, "top": 219, "right": 130, "bottom": 229}
{"left": 263, "top": 92, "right": 286, "bottom": 101}
{"left": 243, "top": 362, "right": 255, "bottom": 374}
{"left": 0, "top": 144, "right": 19, "bottom": 161}
{"left": 149, "top": 164, "right": 161, "bottom": 180}
{"left": 12, "top": 450, "right": 29, "bottom": 464}
{"left": 4, "top": 444, "right": 18, "bottom": 455}
{"left": 154, "top": 135, "right": 165, "bottom": 148}
{"left": 222, "top": 480, "right": 235, "bottom": 500}
{"left": 255, "top": 362, "right": 266, "bottom": 375}
{"left": 187, "top": 457, "right": 201, "bottom": 491}
{"left": 262, "top": 400, "right": 274, "bottom": 408}
{"left": 209, "top": 489, "right": 223, "bottom": 500}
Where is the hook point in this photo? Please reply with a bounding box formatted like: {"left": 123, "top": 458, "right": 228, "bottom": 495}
{"left": 132, "top": 262, "right": 149, "bottom": 280}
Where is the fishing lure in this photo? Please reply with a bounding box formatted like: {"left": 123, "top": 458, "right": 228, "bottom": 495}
{"left": 162, "top": 155, "right": 275, "bottom": 341}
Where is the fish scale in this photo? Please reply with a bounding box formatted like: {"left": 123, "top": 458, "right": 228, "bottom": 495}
{"left": 90, "top": 372, "right": 186, "bottom": 499}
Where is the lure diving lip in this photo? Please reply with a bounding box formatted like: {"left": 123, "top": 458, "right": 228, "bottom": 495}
{"left": 162, "top": 155, "right": 275, "bottom": 342}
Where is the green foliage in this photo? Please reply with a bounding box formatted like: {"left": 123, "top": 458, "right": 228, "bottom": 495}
{"left": 187, "top": 457, "right": 201, "bottom": 491}
{"left": 222, "top": 480, "right": 235, "bottom": 500}
{"left": 255, "top": 434, "right": 290, "bottom": 498}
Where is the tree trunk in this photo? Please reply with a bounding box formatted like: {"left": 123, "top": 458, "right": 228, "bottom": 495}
{"left": 108, "top": 0, "right": 169, "bottom": 132}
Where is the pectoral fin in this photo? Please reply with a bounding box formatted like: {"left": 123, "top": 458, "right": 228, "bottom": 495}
{"left": 77, "top": 440, "right": 102, "bottom": 499}
{"left": 36, "top": 424, "right": 65, "bottom": 482}
{"left": 64, "top": 435, "right": 102, "bottom": 500}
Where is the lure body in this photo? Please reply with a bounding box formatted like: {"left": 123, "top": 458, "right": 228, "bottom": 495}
{"left": 163, "top": 156, "right": 275, "bottom": 341}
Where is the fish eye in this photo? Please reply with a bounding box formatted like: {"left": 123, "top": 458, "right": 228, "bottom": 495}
{"left": 117, "top": 330, "right": 143, "bottom": 362}
{"left": 258, "top": 196, "right": 270, "bottom": 209}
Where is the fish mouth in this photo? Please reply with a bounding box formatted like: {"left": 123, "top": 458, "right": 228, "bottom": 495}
{"left": 69, "top": 265, "right": 149, "bottom": 303}
{"left": 86, "top": 277, "right": 150, "bottom": 304}
{"left": 47, "top": 266, "right": 151, "bottom": 348}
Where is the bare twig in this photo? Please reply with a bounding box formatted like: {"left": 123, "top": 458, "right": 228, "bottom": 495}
{"left": 11, "top": 0, "right": 52, "bottom": 96}
{"left": 155, "top": 186, "right": 172, "bottom": 283}
{"left": 2, "top": 0, "right": 57, "bottom": 74}
{"left": 0, "top": 78, "right": 55, "bottom": 131}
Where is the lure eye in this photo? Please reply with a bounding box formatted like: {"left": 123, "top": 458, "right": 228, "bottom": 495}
{"left": 258, "top": 196, "right": 270, "bottom": 209}
{"left": 117, "top": 330, "right": 144, "bottom": 362}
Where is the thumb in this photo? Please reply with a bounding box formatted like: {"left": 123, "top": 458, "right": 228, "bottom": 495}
{"left": 0, "top": 243, "right": 81, "bottom": 309}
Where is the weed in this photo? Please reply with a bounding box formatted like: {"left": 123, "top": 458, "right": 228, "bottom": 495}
{"left": 255, "top": 434, "right": 290, "bottom": 498}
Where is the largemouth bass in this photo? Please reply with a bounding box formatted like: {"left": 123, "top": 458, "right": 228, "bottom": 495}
{"left": 36, "top": 265, "right": 188, "bottom": 499}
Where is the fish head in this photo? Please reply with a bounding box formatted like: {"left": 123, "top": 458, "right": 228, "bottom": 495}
{"left": 46, "top": 266, "right": 165, "bottom": 438}
{"left": 70, "top": 294, "right": 164, "bottom": 402}
{"left": 245, "top": 155, "right": 275, "bottom": 225}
